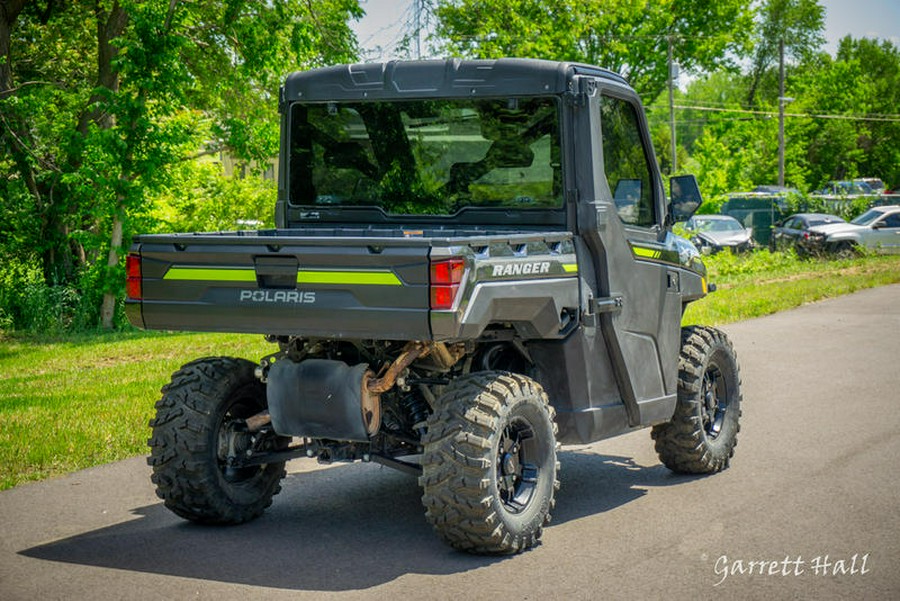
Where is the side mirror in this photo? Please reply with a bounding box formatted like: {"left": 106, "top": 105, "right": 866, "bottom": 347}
{"left": 668, "top": 174, "right": 704, "bottom": 223}
{"left": 872, "top": 221, "right": 884, "bottom": 229}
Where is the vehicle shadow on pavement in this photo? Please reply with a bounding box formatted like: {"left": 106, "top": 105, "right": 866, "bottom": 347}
{"left": 553, "top": 449, "right": 704, "bottom": 523}
{"left": 19, "top": 451, "right": 698, "bottom": 591}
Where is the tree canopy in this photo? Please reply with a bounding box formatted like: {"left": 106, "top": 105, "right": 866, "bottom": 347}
{"left": 2, "top": 0, "right": 899, "bottom": 334}
{"left": 1, "top": 0, "right": 362, "bottom": 329}
{"left": 432, "top": 0, "right": 754, "bottom": 101}
{"left": 675, "top": 35, "right": 900, "bottom": 202}
{"left": 746, "top": 0, "right": 825, "bottom": 106}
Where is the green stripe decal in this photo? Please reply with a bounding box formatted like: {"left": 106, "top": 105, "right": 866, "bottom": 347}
{"left": 562, "top": 263, "right": 579, "bottom": 273}
{"left": 296, "top": 270, "right": 402, "bottom": 286}
{"left": 631, "top": 245, "right": 663, "bottom": 260}
{"left": 164, "top": 266, "right": 402, "bottom": 286}
{"left": 164, "top": 267, "right": 257, "bottom": 282}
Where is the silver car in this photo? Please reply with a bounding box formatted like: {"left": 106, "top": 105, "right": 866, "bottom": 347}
{"left": 812, "top": 205, "right": 900, "bottom": 255}
{"left": 684, "top": 214, "right": 754, "bottom": 254}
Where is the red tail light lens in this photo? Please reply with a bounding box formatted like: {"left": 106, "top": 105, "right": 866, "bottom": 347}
{"left": 431, "top": 258, "right": 465, "bottom": 285}
{"left": 430, "top": 285, "right": 456, "bottom": 310}
{"left": 430, "top": 258, "right": 465, "bottom": 310}
{"left": 126, "top": 253, "right": 142, "bottom": 300}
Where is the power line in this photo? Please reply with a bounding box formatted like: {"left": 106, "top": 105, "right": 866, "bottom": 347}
{"left": 358, "top": 2, "right": 418, "bottom": 60}
{"left": 671, "top": 104, "right": 900, "bottom": 123}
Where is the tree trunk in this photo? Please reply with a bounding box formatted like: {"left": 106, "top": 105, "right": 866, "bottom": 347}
{"left": 100, "top": 203, "right": 124, "bottom": 329}
{"left": 87, "top": 1, "right": 128, "bottom": 329}
{"left": 0, "top": 0, "right": 27, "bottom": 94}
{"left": 77, "top": 1, "right": 127, "bottom": 135}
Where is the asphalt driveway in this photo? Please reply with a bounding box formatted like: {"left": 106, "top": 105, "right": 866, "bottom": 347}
{"left": 1, "top": 284, "right": 898, "bottom": 600}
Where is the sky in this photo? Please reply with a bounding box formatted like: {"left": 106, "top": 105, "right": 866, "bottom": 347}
{"left": 351, "top": 0, "right": 900, "bottom": 60}
{"left": 820, "top": 0, "right": 900, "bottom": 53}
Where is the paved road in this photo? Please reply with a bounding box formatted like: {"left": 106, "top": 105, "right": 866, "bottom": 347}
{"left": 2, "top": 285, "right": 899, "bottom": 600}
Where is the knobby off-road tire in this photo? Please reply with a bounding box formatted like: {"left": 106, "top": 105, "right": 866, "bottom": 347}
{"left": 652, "top": 326, "right": 742, "bottom": 474}
{"left": 420, "top": 371, "right": 559, "bottom": 554}
{"left": 148, "top": 357, "right": 287, "bottom": 524}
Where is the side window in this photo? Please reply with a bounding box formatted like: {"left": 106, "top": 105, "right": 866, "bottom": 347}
{"left": 881, "top": 213, "right": 900, "bottom": 228}
{"left": 599, "top": 95, "right": 656, "bottom": 227}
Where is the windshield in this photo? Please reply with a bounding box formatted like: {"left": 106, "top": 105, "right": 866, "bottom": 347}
{"left": 851, "top": 208, "right": 884, "bottom": 226}
{"left": 694, "top": 218, "right": 743, "bottom": 232}
{"left": 288, "top": 98, "right": 562, "bottom": 216}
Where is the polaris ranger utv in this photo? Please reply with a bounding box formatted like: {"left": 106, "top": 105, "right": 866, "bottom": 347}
{"left": 126, "top": 58, "right": 742, "bottom": 554}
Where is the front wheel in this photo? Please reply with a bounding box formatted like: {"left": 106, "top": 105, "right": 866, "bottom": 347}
{"left": 420, "top": 371, "right": 559, "bottom": 554}
{"left": 832, "top": 240, "right": 860, "bottom": 259}
{"left": 652, "top": 326, "right": 742, "bottom": 474}
{"left": 148, "top": 357, "right": 288, "bottom": 524}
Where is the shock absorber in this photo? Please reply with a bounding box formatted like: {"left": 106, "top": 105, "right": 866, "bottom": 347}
{"left": 400, "top": 393, "right": 431, "bottom": 438}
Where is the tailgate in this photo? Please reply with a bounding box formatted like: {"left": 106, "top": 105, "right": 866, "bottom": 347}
{"left": 127, "top": 235, "right": 431, "bottom": 339}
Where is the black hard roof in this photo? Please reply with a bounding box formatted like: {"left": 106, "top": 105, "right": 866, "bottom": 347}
{"left": 282, "top": 58, "right": 629, "bottom": 102}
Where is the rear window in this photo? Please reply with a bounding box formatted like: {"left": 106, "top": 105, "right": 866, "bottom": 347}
{"left": 288, "top": 98, "right": 562, "bottom": 217}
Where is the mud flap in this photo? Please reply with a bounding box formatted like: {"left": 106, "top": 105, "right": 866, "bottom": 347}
{"left": 266, "top": 359, "right": 372, "bottom": 441}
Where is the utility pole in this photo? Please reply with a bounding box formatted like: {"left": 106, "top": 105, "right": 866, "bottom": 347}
{"left": 777, "top": 37, "right": 786, "bottom": 187}
{"left": 414, "top": 0, "right": 422, "bottom": 59}
{"left": 667, "top": 35, "right": 677, "bottom": 175}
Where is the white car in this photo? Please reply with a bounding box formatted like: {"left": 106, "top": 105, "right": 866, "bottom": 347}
{"left": 683, "top": 214, "right": 754, "bottom": 254}
{"left": 811, "top": 205, "right": 900, "bottom": 255}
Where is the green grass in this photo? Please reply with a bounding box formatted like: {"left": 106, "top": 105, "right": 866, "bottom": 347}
{"left": 683, "top": 252, "right": 900, "bottom": 325}
{"left": 1, "top": 252, "right": 899, "bottom": 490}
{"left": 0, "top": 331, "right": 273, "bottom": 489}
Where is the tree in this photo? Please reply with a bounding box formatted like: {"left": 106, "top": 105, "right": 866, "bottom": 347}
{"left": 431, "top": 0, "right": 754, "bottom": 101}
{"left": 790, "top": 37, "right": 900, "bottom": 188}
{"left": 745, "top": 0, "right": 824, "bottom": 107}
{"left": 833, "top": 38, "right": 900, "bottom": 188}
{"left": 675, "top": 32, "right": 900, "bottom": 196}
{"left": 1, "top": 0, "right": 363, "bottom": 330}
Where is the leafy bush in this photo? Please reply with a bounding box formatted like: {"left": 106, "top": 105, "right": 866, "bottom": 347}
{"left": 780, "top": 192, "right": 873, "bottom": 221}
{"left": 0, "top": 261, "right": 81, "bottom": 335}
{"left": 0, "top": 160, "right": 277, "bottom": 335}
{"left": 703, "top": 248, "right": 800, "bottom": 279}
{"left": 0, "top": 255, "right": 130, "bottom": 335}
{"left": 148, "top": 161, "right": 276, "bottom": 233}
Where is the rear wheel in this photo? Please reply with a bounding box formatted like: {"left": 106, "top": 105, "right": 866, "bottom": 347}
{"left": 652, "top": 327, "right": 742, "bottom": 474}
{"left": 148, "top": 357, "right": 288, "bottom": 524}
{"left": 420, "top": 371, "right": 559, "bottom": 554}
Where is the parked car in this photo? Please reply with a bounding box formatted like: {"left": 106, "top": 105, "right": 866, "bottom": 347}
{"left": 684, "top": 214, "right": 754, "bottom": 253}
{"left": 807, "top": 205, "right": 900, "bottom": 255}
{"left": 771, "top": 213, "right": 846, "bottom": 255}
{"left": 854, "top": 178, "right": 886, "bottom": 194}
{"left": 815, "top": 181, "right": 874, "bottom": 196}
{"left": 752, "top": 184, "right": 799, "bottom": 196}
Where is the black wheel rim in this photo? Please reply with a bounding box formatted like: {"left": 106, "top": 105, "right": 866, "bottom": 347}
{"left": 497, "top": 417, "right": 540, "bottom": 514}
{"left": 700, "top": 360, "right": 728, "bottom": 439}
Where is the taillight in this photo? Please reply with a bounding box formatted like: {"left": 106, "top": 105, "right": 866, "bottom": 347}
{"left": 126, "top": 253, "right": 142, "bottom": 300}
{"left": 430, "top": 258, "right": 465, "bottom": 310}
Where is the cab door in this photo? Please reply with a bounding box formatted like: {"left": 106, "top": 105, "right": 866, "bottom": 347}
{"left": 573, "top": 79, "right": 682, "bottom": 427}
